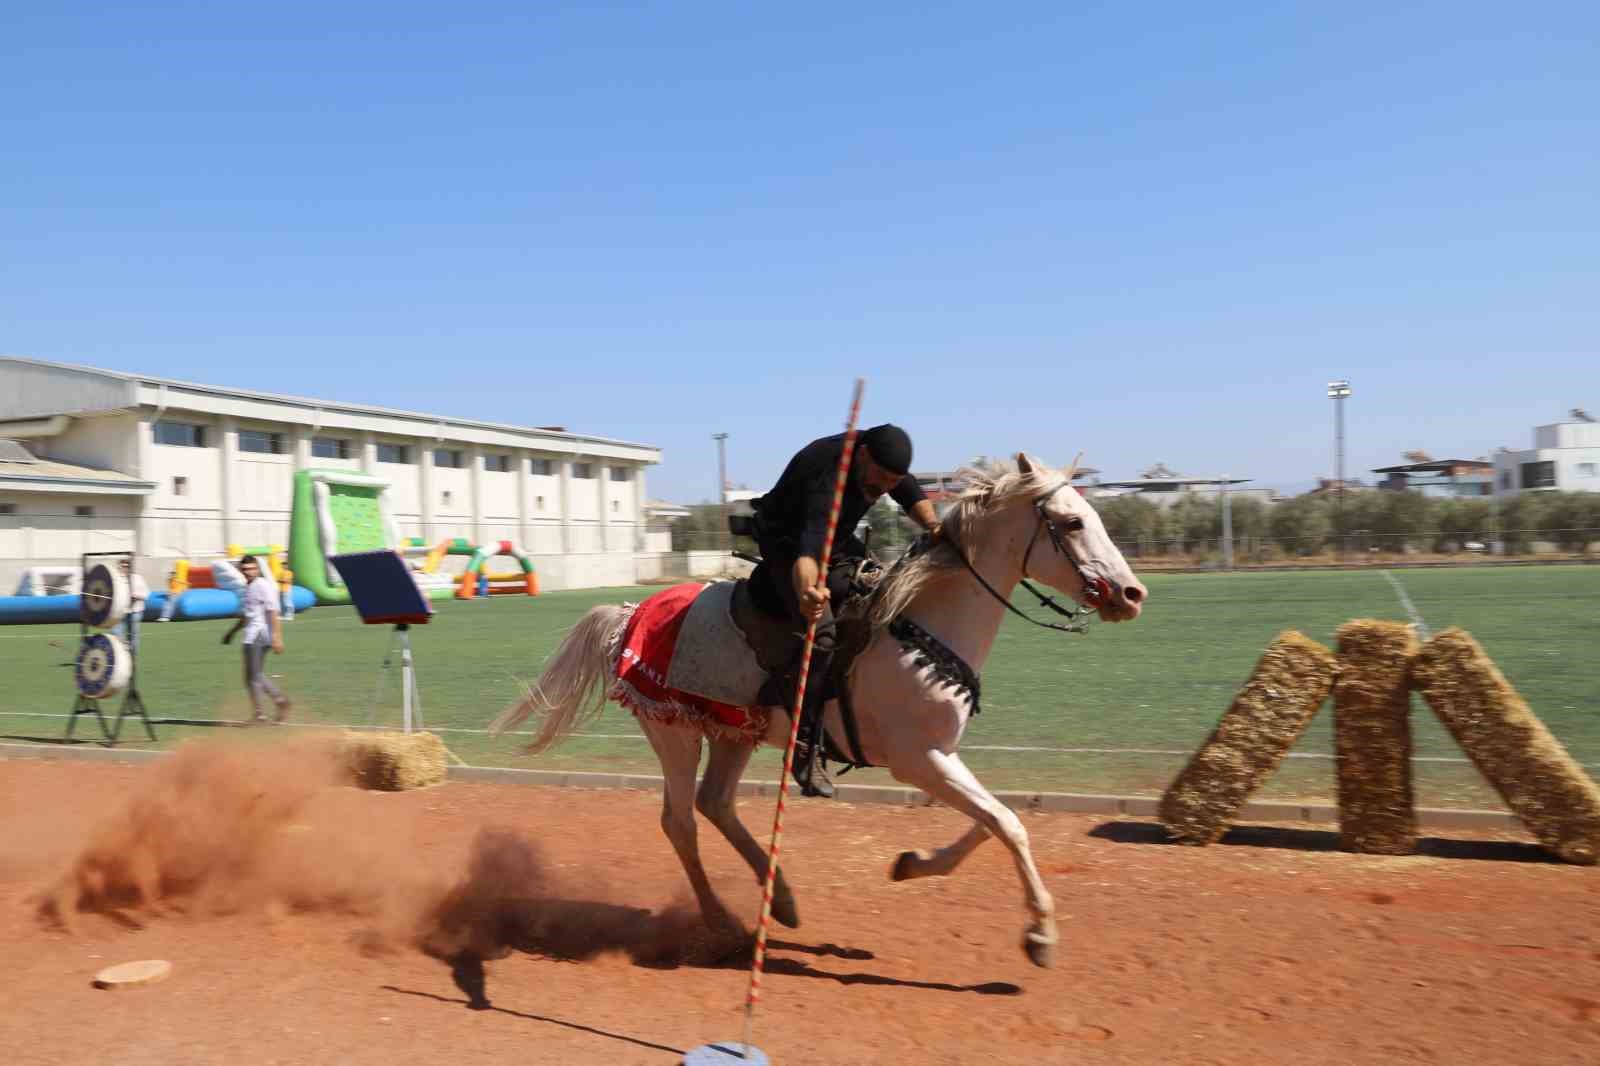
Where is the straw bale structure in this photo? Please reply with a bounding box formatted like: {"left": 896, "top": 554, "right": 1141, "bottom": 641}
{"left": 1412, "top": 628, "right": 1600, "bottom": 865}
{"left": 1333, "top": 620, "right": 1419, "bottom": 855}
{"left": 1159, "top": 631, "right": 1338, "bottom": 845}
{"left": 344, "top": 730, "right": 448, "bottom": 792}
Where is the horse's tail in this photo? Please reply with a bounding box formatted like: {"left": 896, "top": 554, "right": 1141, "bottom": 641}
{"left": 491, "top": 603, "right": 629, "bottom": 754}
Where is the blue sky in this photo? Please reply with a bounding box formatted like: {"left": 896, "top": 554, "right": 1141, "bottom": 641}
{"left": 4, "top": 2, "right": 1596, "bottom": 502}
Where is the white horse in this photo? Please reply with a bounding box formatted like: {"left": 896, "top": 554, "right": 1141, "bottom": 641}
{"left": 492, "top": 454, "right": 1146, "bottom": 967}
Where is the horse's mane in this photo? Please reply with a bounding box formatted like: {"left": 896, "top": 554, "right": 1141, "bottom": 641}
{"left": 869, "top": 454, "right": 1073, "bottom": 627}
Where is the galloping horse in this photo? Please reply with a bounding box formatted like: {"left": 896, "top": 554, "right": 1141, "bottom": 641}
{"left": 492, "top": 454, "right": 1146, "bottom": 967}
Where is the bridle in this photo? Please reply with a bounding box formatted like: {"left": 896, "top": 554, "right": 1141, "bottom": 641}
{"left": 944, "top": 483, "right": 1113, "bottom": 635}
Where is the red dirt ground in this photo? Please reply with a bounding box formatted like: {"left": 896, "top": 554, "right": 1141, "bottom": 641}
{"left": 2, "top": 750, "right": 1598, "bottom": 1066}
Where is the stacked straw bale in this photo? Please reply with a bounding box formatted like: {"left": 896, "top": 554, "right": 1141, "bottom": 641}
{"left": 1333, "top": 620, "right": 1419, "bottom": 854}
{"left": 1412, "top": 628, "right": 1600, "bottom": 865}
{"left": 1159, "top": 631, "right": 1338, "bottom": 845}
{"left": 344, "top": 730, "right": 448, "bottom": 792}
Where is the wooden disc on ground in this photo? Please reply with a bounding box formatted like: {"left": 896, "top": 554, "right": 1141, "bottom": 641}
{"left": 92, "top": 959, "right": 172, "bottom": 990}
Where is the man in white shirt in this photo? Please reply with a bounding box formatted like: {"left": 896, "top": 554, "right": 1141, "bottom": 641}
{"left": 118, "top": 556, "right": 150, "bottom": 657}
{"left": 223, "top": 554, "right": 291, "bottom": 724}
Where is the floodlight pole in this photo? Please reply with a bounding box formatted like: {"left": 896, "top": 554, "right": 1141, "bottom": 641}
{"left": 1220, "top": 474, "right": 1234, "bottom": 570}
{"left": 1328, "top": 380, "right": 1351, "bottom": 560}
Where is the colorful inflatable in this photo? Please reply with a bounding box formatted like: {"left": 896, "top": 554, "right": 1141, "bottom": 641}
{"left": 457, "top": 540, "right": 539, "bottom": 599}
{"left": 288, "top": 469, "right": 455, "bottom": 604}
{"left": 0, "top": 553, "right": 316, "bottom": 626}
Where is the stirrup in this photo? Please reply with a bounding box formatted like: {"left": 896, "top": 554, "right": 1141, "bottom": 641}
{"left": 793, "top": 744, "right": 835, "bottom": 799}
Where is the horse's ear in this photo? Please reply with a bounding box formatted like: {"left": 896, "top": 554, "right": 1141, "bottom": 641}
{"left": 1015, "top": 452, "right": 1034, "bottom": 475}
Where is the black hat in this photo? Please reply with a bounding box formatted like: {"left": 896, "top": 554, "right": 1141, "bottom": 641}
{"left": 860, "top": 424, "right": 913, "bottom": 476}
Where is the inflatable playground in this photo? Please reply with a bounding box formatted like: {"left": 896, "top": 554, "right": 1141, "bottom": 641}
{"left": 0, "top": 468, "right": 538, "bottom": 626}
{"left": 287, "top": 469, "right": 538, "bottom": 604}
{"left": 1, "top": 545, "right": 315, "bottom": 626}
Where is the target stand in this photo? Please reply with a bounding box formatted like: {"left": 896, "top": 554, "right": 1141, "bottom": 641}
{"left": 65, "top": 552, "right": 155, "bottom": 744}
{"left": 331, "top": 550, "right": 434, "bottom": 734}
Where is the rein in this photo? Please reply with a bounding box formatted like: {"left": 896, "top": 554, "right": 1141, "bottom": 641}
{"left": 942, "top": 486, "right": 1103, "bottom": 635}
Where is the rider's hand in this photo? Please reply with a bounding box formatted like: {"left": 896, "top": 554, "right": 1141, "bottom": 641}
{"left": 799, "top": 584, "right": 830, "bottom": 623}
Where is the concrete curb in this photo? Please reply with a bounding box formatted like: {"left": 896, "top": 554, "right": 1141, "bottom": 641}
{"left": 3, "top": 741, "right": 1523, "bottom": 831}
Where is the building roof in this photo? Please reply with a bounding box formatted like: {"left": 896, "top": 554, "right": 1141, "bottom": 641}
{"left": 0, "top": 441, "right": 154, "bottom": 495}
{"left": 1370, "top": 459, "right": 1493, "bottom": 474}
{"left": 0, "top": 355, "right": 659, "bottom": 460}
{"left": 1090, "top": 476, "right": 1252, "bottom": 489}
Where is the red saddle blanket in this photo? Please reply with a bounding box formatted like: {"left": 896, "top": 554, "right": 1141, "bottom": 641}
{"left": 611, "top": 583, "right": 768, "bottom": 741}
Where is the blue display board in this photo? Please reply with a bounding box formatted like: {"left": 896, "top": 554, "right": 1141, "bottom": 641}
{"left": 330, "top": 550, "right": 434, "bottom": 625}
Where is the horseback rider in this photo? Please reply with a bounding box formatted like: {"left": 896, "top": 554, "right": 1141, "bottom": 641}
{"left": 747, "top": 423, "right": 941, "bottom": 797}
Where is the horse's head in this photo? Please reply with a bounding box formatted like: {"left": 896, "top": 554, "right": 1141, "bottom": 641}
{"left": 1016, "top": 453, "right": 1146, "bottom": 623}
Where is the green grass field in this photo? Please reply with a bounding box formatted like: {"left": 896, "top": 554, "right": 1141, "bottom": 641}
{"left": 3, "top": 565, "right": 1596, "bottom": 809}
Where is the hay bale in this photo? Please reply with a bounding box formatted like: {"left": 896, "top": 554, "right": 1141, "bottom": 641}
{"left": 1412, "top": 628, "right": 1600, "bottom": 865}
{"left": 1333, "top": 620, "right": 1418, "bottom": 855}
{"left": 1159, "top": 631, "right": 1338, "bottom": 845}
{"left": 344, "top": 730, "right": 448, "bottom": 791}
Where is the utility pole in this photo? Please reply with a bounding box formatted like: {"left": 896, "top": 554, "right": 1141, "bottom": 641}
{"left": 1327, "top": 380, "right": 1351, "bottom": 560}
{"left": 1220, "top": 474, "right": 1234, "bottom": 570}
{"left": 712, "top": 433, "right": 729, "bottom": 506}
{"left": 712, "top": 432, "right": 729, "bottom": 553}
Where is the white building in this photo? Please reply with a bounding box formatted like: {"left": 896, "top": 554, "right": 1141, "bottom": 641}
{"left": 1492, "top": 413, "right": 1600, "bottom": 496}
{"left": 0, "top": 356, "right": 662, "bottom": 590}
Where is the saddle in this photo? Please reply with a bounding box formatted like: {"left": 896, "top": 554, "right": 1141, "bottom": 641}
{"left": 661, "top": 558, "right": 886, "bottom": 741}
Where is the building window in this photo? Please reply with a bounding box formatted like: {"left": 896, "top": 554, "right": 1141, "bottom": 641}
{"left": 1577, "top": 462, "right": 1599, "bottom": 478}
{"left": 238, "top": 429, "right": 286, "bottom": 454}
{"left": 529, "top": 458, "right": 554, "bottom": 477}
{"left": 609, "top": 467, "right": 630, "bottom": 482}
{"left": 153, "top": 421, "right": 207, "bottom": 447}
{"left": 1520, "top": 461, "right": 1556, "bottom": 489}
{"left": 75, "top": 505, "right": 95, "bottom": 518}
{"left": 484, "top": 454, "right": 511, "bottom": 473}
{"left": 433, "top": 448, "right": 464, "bottom": 469}
{"left": 377, "top": 443, "right": 412, "bottom": 464}
{"left": 1500, "top": 471, "right": 1512, "bottom": 490}
{"left": 572, "top": 462, "right": 594, "bottom": 479}
{"left": 312, "top": 436, "right": 351, "bottom": 459}
{"left": 173, "top": 476, "right": 188, "bottom": 496}
{"left": 0, "top": 504, "right": 16, "bottom": 515}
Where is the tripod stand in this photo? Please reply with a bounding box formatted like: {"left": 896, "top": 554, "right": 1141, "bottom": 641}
{"left": 374, "top": 623, "right": 424, "bottom": 733}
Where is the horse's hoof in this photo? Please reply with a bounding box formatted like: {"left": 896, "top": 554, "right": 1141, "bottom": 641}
{"left": 772, "top": 893, "right": 801, "bottom": 929}
{"left": 890, "top": 851, "right": 923, "bottom": 882}
{"left": 1024, "top": 930, "right": 1058, "bottom": 969}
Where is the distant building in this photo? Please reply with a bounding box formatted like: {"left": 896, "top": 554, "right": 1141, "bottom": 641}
{"left": 1370, "top": 456, "right": 1493, "bottom": 497}
{"left": 0, "top": 356, "right": 660, "bottom": 590}
{"left": 1302, "top": 478, "right": 1366, "bottom": 499}
{"left": 910, "top": 461, "right": 1100, "bottom": 515}
{"left": 1080, "top": 464, "right": 1269, "bottom": 509}
{"left": 1492, "top": 412, "right": 1600, "bottom": 495}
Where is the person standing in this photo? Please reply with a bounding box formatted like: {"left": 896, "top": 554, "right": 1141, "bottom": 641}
{"left": 222, "top": 554, "right": 291, "bottom": 724}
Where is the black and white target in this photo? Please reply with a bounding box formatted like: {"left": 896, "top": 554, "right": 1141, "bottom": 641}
{"left": 76, "top": 633, "right": 132, "bottom": 699}
{"left": 79, "top": 563, "right": 130, "bottom": 629}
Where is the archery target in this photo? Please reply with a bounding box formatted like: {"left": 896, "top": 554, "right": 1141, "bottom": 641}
{"left": 80, "top": 563, "right": 130, "bottom": 629}
{"left": 76, "top": 632, "right": 132, "bottom": 699}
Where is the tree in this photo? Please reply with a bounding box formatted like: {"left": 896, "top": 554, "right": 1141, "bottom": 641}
{"left": 1269, "top": 495, "right": 1331, "bottom": 555}
{"left": 670, "top": 503, "right": 737, "bottom": 553}
{"left": 1376, "top": 491, "right": 1437, "bottom": 552}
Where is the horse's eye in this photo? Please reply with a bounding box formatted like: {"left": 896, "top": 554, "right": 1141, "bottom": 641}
{"left": 1063, "top": 517, "right": 1084, "bottom": 532}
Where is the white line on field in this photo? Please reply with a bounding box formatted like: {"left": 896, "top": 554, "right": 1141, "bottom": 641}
{"left": 4, "top": 711, "right": 1581, "bottom": 768}
{"left": 1382, "top": 570, "right": 1431, "bottom": 638}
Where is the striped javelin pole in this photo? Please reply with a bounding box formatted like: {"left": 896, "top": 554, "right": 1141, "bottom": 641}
{"left": 741, "top": 378, "right": 865, "bottom": 1052}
